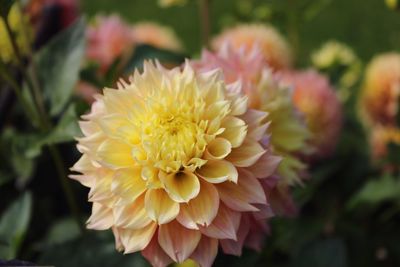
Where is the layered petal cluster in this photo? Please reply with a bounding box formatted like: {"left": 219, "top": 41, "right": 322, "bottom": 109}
{"left": 71, "top": 62, "right": 281, "bottom": 267}
{"left": 132, "top": 22, "right": 183, "bottom": 52}
{"left": 0, "top": 4, "right": 32, "bottom": 64}
{"left": 359, "top": 53, "right": 400, "bottom": 127}
{"left": 86, "top": 15, "right": 135, "bottom": 70}
{"left": 193, "top": 46, "right": 310, "bottom": 220}
{"left": 281, "top": 70, "right": 343, "bottom": 159}
{"left": 211, "top": 24, "right": 292, "bottom": 70}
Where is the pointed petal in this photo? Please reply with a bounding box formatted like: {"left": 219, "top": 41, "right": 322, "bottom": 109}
{"left": 219, "top": 116, "right": 247, "bottom": 148}
{"left": 199, "top": 203, "right": 241, "bottom": 240}
{"left": 247, "top": 153, "right": 282, "bottom": 179}
{"left": 120, "top": 222, "right": 157, "bottom": 253}
{"left": 97, "top": 139, "right": 134, "bottom": 168}
{"left": 191, "top": 237, "right": 218, "bottom": 267}
{"left": 179, "top": 180, "right": 219, "bottom": 227}
{"left": 226, "top": 139, "right": 265, "bottom": 167}
{"left": 114, "top": 194, "right": 152, "bottom": 229}
{"left": 87, "top": 203, "right": 113, "bottom": 230}
{"left": 217, "top": 169, "right": 266, "bottom": 212}
{"left": 142, "top": 234, "right": 174, "bottom": 267}
{"left": 196, "top": 160, "right": 238, "bottom": 183}
{"left": 160, "top": 171, "right": 200, "bottom": 203}
{"left": 158, "top": 220, "right": 201, "bottom": 263}
{"left": 145, "top": 189, "right": 180, "bottom": 224}
{"left": 111, "top": 167, "right": 146, "bottom": 205}
{"left": 220, "top": 215, "right": 250, "bottom": 256}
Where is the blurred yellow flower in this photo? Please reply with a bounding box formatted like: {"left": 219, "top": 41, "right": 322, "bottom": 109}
{"left": 385, "top": 0, "right": 398, "bottom": 10}
{"left": 370, "top": 125, "right": 400, "bottom": 160}
{"left": 159, "top": 0, "right": 187, "bottom": 8}
{"left": 212, "top": 24, "right": 292, "bottom": 70}
{"left": 71, "top": 61, "right": 280, "bottom": 267}
{"left": 132, "top": 22, "right": 184, "bottom": 52}
{"left": 0, "top": 4, "right": 32, "bottom": 64}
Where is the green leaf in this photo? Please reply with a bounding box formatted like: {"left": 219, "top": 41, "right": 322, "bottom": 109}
{"left": 347, "top": 174, "right": 400, "bottom": 210}
{"left": 124, "top": 44, "right": 186, "bottom": 74}
{"left": 293, "top": 238, "right": 347, "bottom": 267}
{"left": 35, "top": 17, "right": 86, "bottom": 116}
{"left": 0, "top": 192, "right": 32, "bottom": 259}
{"left": 42, "top": 218, "right": 81, "bottom": 246}
{"left": 39, "top": 231, "right": 149, "bottom": 267}
{"left": 0, "top": 0, "right": 14, "bottom": 18}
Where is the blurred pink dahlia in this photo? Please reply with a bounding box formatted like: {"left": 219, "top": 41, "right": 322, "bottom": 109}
{"left": 281, "top": 70, "right": 343, "bottom": 159}
{"left": 86, "top": 15, "right": 135, "bottom": 71}
{"left": 132, "top": 22, "right": 184, "bottom": 52}
{"left": 211, "top": 24, "right": 292, "bottom": 70}
{"left": 70, "top": 62, "right": 281, "bottom": 266}
{"left": 359, "top": 53, "right": 400, "bottom": 127}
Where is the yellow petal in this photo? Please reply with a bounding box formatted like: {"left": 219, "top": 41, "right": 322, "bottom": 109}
{"left": 196, "top": 160, "right": 238, "bottom": 183}
{"left": 226, "top": 139, "right": 265, "bottom": 167}
{"left": 86, "top": 203, "right": 113, "bottom": 230}
{"left": 178, "top": 180, "right": 219, "bottom": 227}
{"left": 160, "top": 171, "right": 200, "bottom": 203}
{"left": 111, "top": 167, "right": 146, "bottom": 205}
{"left": 145, "top": 189, "right": 180, "bottom": 224}
{"left": 98, "top": 114, "right": 140, "bottom": 145}
{"left": 114, "top": 194, "right": 152, "bottom": 229}
{"left": 158, "top": 220, "right": 201, "bottom": 263}
{"left": 218, "top": 116, "right": 247, "bottom": 148}
{"left": 97, "top": 139, "right": 134, "bottom": 168}
{"left": 217, "top": 169, "right": 267, "bottom": 212}
{"left": 119, "top": 222, "right": 157, "bottom": 253}
{"left": 204, "top": 138, "right": 232, "bottom": 160}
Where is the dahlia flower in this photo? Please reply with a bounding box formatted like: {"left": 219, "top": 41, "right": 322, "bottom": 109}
{"left": 86, "top": 15, "right": 135, "bottom": 70}
{"left": 71, "top": 61, "right": 281, "bottom": 266}
{"left": 211, "top": 24, "right": 292, "bottom": 70}
{"left": 0, "top": 4, "right": 32, "bottom": 64}
{"left": 370, "top": 126, "right": 400, "bottom": 160}
{"left": 359, "top": 53, "right": 400, "bottom": 127}
{"left": 281, "top": 70, "right": 343, "bottom": 159}
{"left": 132, "top": 22, "right": 183, "bottom": 52}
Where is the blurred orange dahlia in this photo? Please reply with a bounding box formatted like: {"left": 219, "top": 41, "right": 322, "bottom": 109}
{"left": 211, "top": 24, "right": 292, "bottom": 70}
{"left": 86, "top": 15, "right": 135, "bottom": 71}
{"left": 359, "top": 53, "right": 400, "bottom": 127}
{"left": 70, "top": 62, "right": 281, "bottom": 266}
{"left": 132, "top": 22, "right": 184, "bottom": 52}
{"left": 281, "top": 70, "right": 343, "bottom": 159}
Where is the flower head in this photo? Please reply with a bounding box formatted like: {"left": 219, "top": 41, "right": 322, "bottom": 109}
{"left": 211, "top": 24, "right": 292, "bottom": 70}
{"left": 86, "top": 15, "right": 135, "bottom": 70}
{"left": 71, "top": 62, "right": 280, "bottom": 266}
{"left": 281, "top": 70, "right": 343, "bottom": 159}
{"left": 359, "top": 53, "right": 400, "bottom": 127}
{"left": 132, "top": 22, "right": 183, "bottom": 52}
{"left": 370, "top": 126, "right": 400, "bottom": 160}
{"left": 0, "top": 4, "right": 32, "bottom": 64}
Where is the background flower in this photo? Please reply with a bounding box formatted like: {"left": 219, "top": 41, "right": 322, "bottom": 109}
{"left": 211, "top": 24, "right": 292, "bottom": 71}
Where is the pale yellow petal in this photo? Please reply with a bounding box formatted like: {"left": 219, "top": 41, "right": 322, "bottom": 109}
{"left": 114, "top": 194, "right": 152, "bottom": 229}
{"left": 196, "top": 160, "right": 238, "bottom": 183}
{"left": 160, "top": 171, "right": 200, "bottom": 203}
{"left": 97, "top": 139, "right": 134, "bottom": 168}
{"left": 86, "top": 203, "right": 113, "bottom": 230}
{"left": 111, "top": 167, "right": 146, "bottom": 205}
{"left": 226, "top": 139, "right": 265, "bottom": 167}
{"left": 145, "top": 189, "right": 180, "bottom": 224}
{"left": 218, "top": 116, "right": 247, "bottom": 148}
{"left": 204, "top": 138, "right": 232, "bottom": 160}
{"left": 119, "top": 222, "right": 157, "bottom": 253}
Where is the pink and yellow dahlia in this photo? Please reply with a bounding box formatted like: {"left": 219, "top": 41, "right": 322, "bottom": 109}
{"left": 281, "top": 70, "right": 343, "bottom": 159}
{"left": 193, "top": 45, "right": 310, "bottom": 222}
{"left": 132, "top": 22, "right": 183, "bottom": 52}
{"left": 211, "top": 24, "right": 292, "bottom": 70}
{"left": 86, "top": 15, "right": 135, "bottom": 70}
{"left": 70, "top": 62, "right": 281, "bottom": 266}
{"left": 359, "top": 53, "right": 400, "bottom": 127}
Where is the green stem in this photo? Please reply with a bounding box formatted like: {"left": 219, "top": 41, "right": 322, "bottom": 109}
{"left": 198, "top": 0, "right": 211, "bottom": 48}
{"left": 287, "top": 0, "right": 299, "bottom": 64}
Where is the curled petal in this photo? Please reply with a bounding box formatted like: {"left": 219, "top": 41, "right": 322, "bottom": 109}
{"left": 204, "top": 138, "right": 232, "bottom": 160}
{"left": 199, "top": 203, "right": 241, "bottom": 240}
{"left": 161, "top": 171, "right": 200, "bottom": 203}
{"left": 226, "top": 139, "right": 265, "bottom": 167}
{"left": 190, "top": 237, "right": 218, "bottom": 267}
{"left": 219, "top": 116, "right": 247, "bottom": 148}
{"left": 217, "top": 169, "right": 266, "bottom": 212}
{"left": 145, "top": 189, "right": 180, "bottom": 224}
{"left": 114, "top": 194, "right": 152, "bottom": 229}
{"left": 158, "top": 220, "right": 201, "bottom": 263}
{"left": 178, "top": 180, "right": 219, "bottom": 227}
{"left": 119, "top": 222, "right": 157, "bottom": 253}
{"left": 97, "top": 139, "right": 134, "bottom": 168}
{"left": 196, "top": 160, "right": 238, "bottom": 183}
{"left": 87, "top": 203, "right": 113, "bottom": 230}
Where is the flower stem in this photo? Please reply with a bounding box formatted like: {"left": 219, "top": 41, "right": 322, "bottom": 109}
{"left": 198, "top": 0, "right": 211, "bottom": 48}
{"left": 287, "top": 0, "right": 299, "bottom": 64}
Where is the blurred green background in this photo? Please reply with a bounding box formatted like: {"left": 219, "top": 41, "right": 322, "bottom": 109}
{"left": 81, "top": 0, "right": 400, "bottom": 65}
